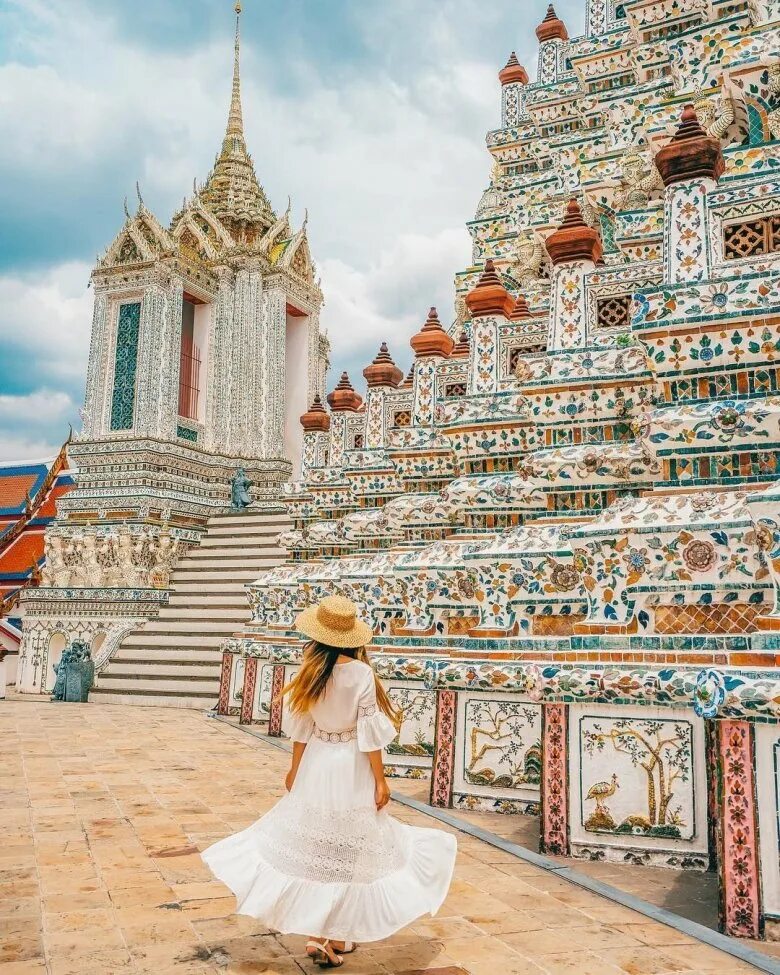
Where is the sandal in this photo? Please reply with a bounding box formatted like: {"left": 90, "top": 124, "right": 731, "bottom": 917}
{"left": 306, "top": 940, "right": 344, "bottom": 968}
{"left": 306, "top": 941, "right": 356, "bottom": 958}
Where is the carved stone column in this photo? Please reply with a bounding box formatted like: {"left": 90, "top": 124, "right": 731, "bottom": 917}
{"left": 546, "top": 200, "right": 603, "bottom": 351}
{"left": 656, "top": 105, "right": 725, "bottom": 285}
{"left": 716, "top": 720, "right": 762, "bottom": 939}
{"left": 430, "top": 689, "right": 458, "bottom": 808}
{"left": 540, "top": 703, "right": 570, "bottom": 855}
{"left": 217, "top": 650, "right": 234, "bottom": 716}
{"left": 268, "top": 664, "right": 286, "bottom": 736}
{"left": 239, "top": 655, "right": 258, "bottom": 725}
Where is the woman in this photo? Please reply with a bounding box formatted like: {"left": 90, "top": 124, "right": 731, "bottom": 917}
{"left": 202, "top": 595, "right": 457, "bottom": 968}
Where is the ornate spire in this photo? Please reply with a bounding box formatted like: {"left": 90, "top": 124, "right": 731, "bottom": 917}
{"left": 300, "top": 394, "right": 331, "bottom": 432}
{"left": 451, "top": 330, "right": 471, "bottom": 357}
{"left": 536, "top": 4, "right": 569, "bottom": 42}
{"left": 327, "top": 372, "right": 363, "bottom": 412}
{"left": 227, "top": 2, "right": 244, "bottom": 140}
{"left": 197, "top": 1, "right": 275, "bottom": 239}
{"left": 499, "top": 52, "right": 529, "bottom": 86}
{"left": 510, "top": 294, "right": 532, "bottom": 321}
{"left": 410, "top": 307, "right": 455, "bottom": 359}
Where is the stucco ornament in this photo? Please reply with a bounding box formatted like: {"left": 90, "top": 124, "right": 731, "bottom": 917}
{"left": 693, "top": 668, "right": 726, "bottom": 719}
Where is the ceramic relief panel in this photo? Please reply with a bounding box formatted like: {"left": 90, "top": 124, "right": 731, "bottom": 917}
{"left": 453, "top": 691, "right": 542, "bottom": 812}
{"left": 570, "top": 705, "right": 708, "bottom": 869}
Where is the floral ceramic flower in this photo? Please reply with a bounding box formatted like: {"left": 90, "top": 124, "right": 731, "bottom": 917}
{"left": 693, "top": 668, "right": 726, "bottom": 719}
{"left": 622, "top": 547, "right": 649, "bottom": 573}
{"left": 549, "top": 563, "right": 581, "bottom": 592}
{"left": 683, "top": 539, "right": 718, "bottom": 573}
{"left": 690, "top": 493, "right": 716, "bottom": 513}
{"left": 700, "top": 284, "right": 730, "bottom": 314}
{"left": 712, "top": 400, "right": 746, "bottom": 436}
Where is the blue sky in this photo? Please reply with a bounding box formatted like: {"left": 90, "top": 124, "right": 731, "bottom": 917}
{"left": 0, "top": 0, "right": 584, "bottom": 461}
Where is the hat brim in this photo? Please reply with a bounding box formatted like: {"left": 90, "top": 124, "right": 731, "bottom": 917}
{"left": 295, "top": 606, "right": 373, "bottom": 649}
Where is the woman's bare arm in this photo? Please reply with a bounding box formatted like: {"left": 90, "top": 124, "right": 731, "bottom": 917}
{"left": 285, "top": 741, "right": 307, "bottom": 791}
{"left": 367, "top": 749, "right": 391, "bottom": 810}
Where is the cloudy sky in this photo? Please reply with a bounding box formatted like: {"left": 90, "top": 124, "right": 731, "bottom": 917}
{"left": 0, "top": 0, "right": 583, "bottom": 462}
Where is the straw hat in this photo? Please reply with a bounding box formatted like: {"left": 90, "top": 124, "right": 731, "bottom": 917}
{"left": 295, "top": 595, "right": 373, "bottom": 649}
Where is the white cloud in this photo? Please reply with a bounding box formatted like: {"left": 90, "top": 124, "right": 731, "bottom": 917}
{"left": 0, "top": 262, "right": 92, "bottom": 384}
{"left": 0, "top": 434, "right": 62, "bottom": 464}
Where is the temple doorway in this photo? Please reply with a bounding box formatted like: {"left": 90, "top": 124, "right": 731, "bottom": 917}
{"left": 284, "top": 304, "right": 310, "bottom": 479}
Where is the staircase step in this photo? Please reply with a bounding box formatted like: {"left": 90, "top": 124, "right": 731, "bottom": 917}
{"left": 155, "top": 607, "right": 251, "bottom": 622}
{"left": 99, "top": 662, "right": 222, "bottom": 678}
{"left": 95, "top": 675, "right": 221, "bottom": 693}
{"left": 199, "top": 533, "right": 284, "bottom": 548}
{"left": 167, "top": 594, "right": 248, "bottom": 608}
{"left": 89, "top": 690, "right": 218, "bottom": 709}
{"left": 113, "top": 648, "right": 220, "bottom": 663}
{"left": 121, "top": 633, "right": 228, "bottom": 648}
{"left": 170, "top": 569, "right": 264, "bottom": 582}
{"left": 173, "top": 556, "right": 282, "bottom": 569}
{"left": 207, "top": 514, "right": 289, "bottom": 528}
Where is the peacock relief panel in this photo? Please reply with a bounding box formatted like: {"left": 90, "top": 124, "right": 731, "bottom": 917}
{"left": 579, "top": 714, "right": 695, "bottom": 840}
{"left": 453, "top": 693, "right": 542, "bottom": 808}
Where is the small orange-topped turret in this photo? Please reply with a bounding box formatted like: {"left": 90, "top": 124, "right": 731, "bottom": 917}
{"left": 363, "top": 342, "right": 403, "bottom": 388}
{"left": 451, "top": 330, "right": 471, "bottom": 357}
{"left": 510, "top": 294, "right": 532, "bottom": 321}
{"left": 465, "top": 259, "right": 515, "bottom": 318}
{"left": 499, "top": 52, "right": 529, "bottom": 86}
{"left": 326, "top": 372, "right": 363, "bottom": 412}
{"left": 655, "top": 104, "right": 725, "bottom": 188}
{"left": 300, "top": 394, "right": 330, "bottom": 432}
{"left": 545, "top": 199, "right": 603, "bottom": 266}
{"left": 536, "top": 4, "right": 568, "bottom": 43}
{"left": 410, "top": 307, "right": 455, "bottom": 359}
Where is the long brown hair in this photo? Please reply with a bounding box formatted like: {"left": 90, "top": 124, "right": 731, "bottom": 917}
{"left": 281, "top": 641, "right": 398, "bottom": 721}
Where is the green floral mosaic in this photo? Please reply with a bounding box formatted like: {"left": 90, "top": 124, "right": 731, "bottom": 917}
{"left": 110, "top": 302, "right": 141, "bottom": 431}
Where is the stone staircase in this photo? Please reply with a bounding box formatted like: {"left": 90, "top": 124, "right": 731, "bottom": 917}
{"left": 90, "top": 510, "right": 289, "bottom": 709}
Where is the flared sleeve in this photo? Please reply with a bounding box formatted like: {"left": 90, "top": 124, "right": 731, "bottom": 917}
{"left": 357, "top": 667, "right": 397, "bottom": 752}
{"left": 285, "top": 708, "right": 314, "bottom": 744}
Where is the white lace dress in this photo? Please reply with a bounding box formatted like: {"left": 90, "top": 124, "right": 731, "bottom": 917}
{"left": 202, "top": 660, "right": 457, "bottom": 943}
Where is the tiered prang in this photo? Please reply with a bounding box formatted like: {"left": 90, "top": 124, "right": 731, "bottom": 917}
{"left": 221, "top": 0, "right": 780, "bottom": 942}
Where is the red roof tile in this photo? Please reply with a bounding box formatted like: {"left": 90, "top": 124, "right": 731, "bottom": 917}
{"left": 0, "top": 531, "right": 45, "bottom": 575}
{"left": 0, "top": 473, "right": 38, "bottom": 509}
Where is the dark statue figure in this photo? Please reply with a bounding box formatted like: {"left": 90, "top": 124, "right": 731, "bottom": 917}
{"left": 230, "top": 466, "right": 252, "bottom": 511}
{"left": 51, "top": 641, "right": 95, "bottom": 703}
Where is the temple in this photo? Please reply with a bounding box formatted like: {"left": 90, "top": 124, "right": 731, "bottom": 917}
{"left": 215, "top": 0, "right": 780, "bottom": 943}
{"left": 5, "top": 0, "right": 780, "bottom": 944}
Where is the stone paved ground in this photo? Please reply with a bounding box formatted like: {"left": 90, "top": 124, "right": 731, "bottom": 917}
{"left": 0, "top": 700, "right": 768, "bottom": 975}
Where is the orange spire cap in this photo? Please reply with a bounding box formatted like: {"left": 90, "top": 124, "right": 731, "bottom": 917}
{"left": 655, "top": 104, "right": 725, "bottom": 188}
{"left": 410, "top": 307, "right": 455, "bottom": 359}
{"left": 545, "top": 199, "right": 603, "bottom": 266}
{"left": 363, "top": 342, "right": 403, "bottom": 388}
{"left": 300, "top": 394, "right": 330, "bottom": 432}
{"left": 326, "top": 372, "right": 363, "bottom": 412}
{"left": 510, "top": 294, "right": 532, "bottom": 321}
{"left": 451, "top": 330, "right": 470, "bottom": 357}
{"left": 536, "top": 4, "right": 568, "bottom": 42}
{"left": 464, "top": 259, "right": 515, "bottom": 318}
{"left": 499, "top": 52, "right": 529, "bottom": 86}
